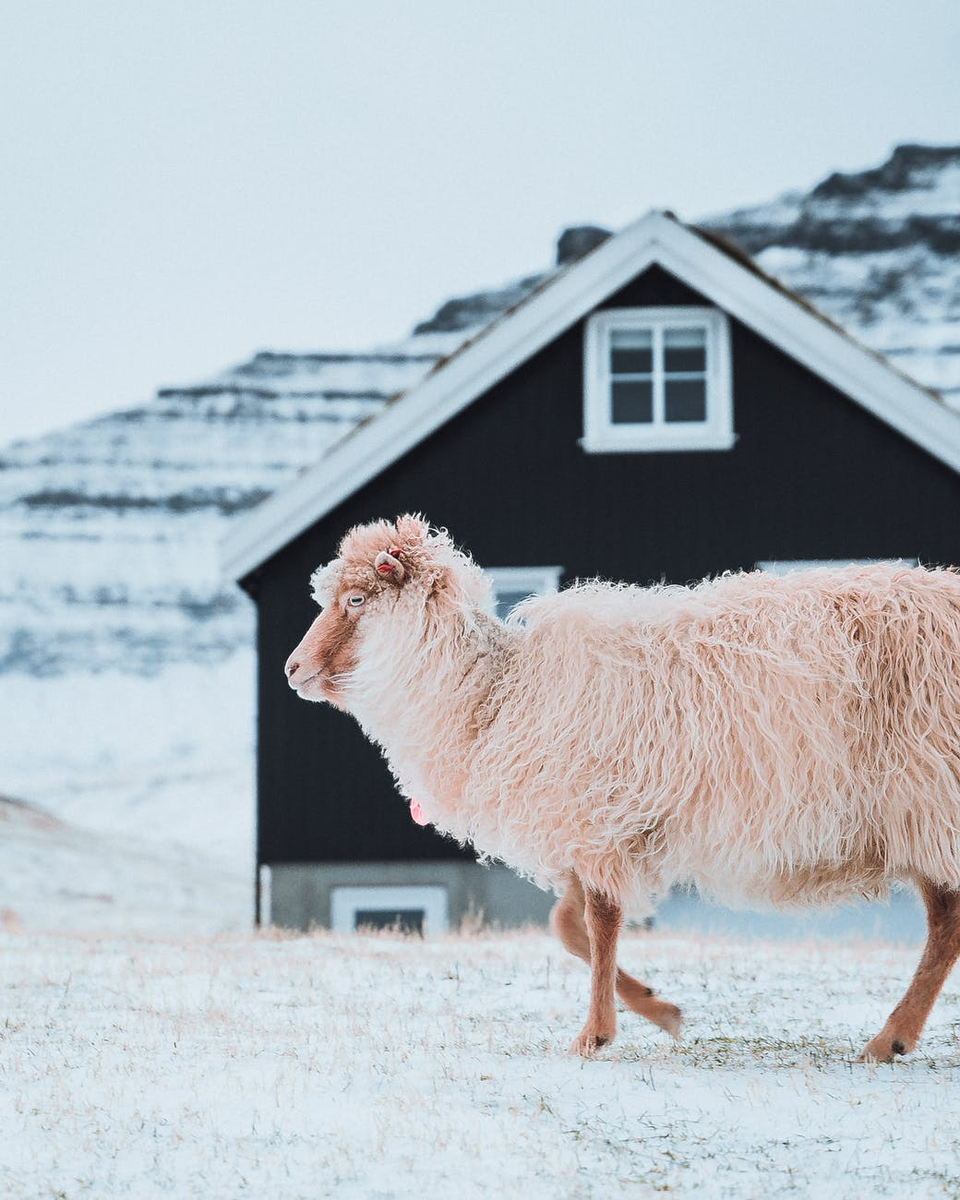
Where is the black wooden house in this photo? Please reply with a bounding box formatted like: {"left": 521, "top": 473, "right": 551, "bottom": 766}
{"left": 223, "top": 211, "right": 960, "bottom": 932}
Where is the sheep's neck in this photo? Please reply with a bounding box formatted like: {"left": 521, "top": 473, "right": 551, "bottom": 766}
{"left": 356, "top": 612, "right": 508, "bottom": 815}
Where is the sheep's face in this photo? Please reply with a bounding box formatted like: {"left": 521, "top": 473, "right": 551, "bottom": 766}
{"left": 285, "top": 514, "right": 493, "bottom": 709}
{"left": 283, "top": 570, "right": 375, "bottom": 708}
{"left": 284, "top": 515, "right": 429, "bottom": 709}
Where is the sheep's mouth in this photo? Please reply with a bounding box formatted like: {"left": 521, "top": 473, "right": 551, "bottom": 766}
{"left": 291, "top": 670, "right": 324, "bottom": 695}
{"left": 295, "top": 672, "right": 344, "bottom": 703}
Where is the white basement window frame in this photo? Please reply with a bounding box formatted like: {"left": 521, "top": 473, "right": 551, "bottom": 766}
{"left": 583, "top": 306, "right": 734, "bottom": 453}
{"left": 330, "top": 885, "right": 449, "bottom": 934}
{"left": 486, "top": 566, "right": 563, "bottom": 621}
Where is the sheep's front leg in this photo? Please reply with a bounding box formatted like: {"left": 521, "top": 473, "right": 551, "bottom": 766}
{"left": 569, "top": 887, "right": 621, "bottom": 1057}
{"left": 552, "top": 874, "right": 682, "bottom": 1039}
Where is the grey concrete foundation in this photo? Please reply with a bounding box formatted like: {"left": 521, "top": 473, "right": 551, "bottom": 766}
{"left": 263, "top": 860, "right": 556, "bottom": 932}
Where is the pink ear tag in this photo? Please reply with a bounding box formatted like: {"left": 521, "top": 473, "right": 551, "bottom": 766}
{"left": 409, "top": 799, "right": 429, "bottom": 826}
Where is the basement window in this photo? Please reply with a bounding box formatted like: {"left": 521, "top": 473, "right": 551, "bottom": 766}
{"left": 583, "top": 307, "right": 733, "bottom": 452}
{"left": 486, "top": 566, "right": 562, "bottom": 620}
{"left": 330, "top": 885, "right": 449, "bottom": 935}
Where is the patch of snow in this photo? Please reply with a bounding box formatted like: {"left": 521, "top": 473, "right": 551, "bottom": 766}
{"left": 0, "top": 653, "right": 254, "bottom": 866}
{"left": 0, "top": 928, "right": 957, "bottom": 1197}
{"left": 0, "top": 798, "right": 247, "bottom": 934}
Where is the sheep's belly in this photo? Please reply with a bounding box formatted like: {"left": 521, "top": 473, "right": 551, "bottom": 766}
{"left": 665, "top": 855, "right": 893, "bottom": 911}
{"left": 477, "top": 799, "right": 911, "bottom": 915}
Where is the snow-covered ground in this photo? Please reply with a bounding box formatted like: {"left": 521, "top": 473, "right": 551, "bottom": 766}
{"left": 0, "top": 652, "right": 254, "bottom": 936}
{"left": 0, "top": 797, "right": 249, "bottom": 935}
{"left": 0, "top": 653, "right": 255, "bottom": 866}
{"left": 1, "top": 927, "right": 958, "bottom": 1199}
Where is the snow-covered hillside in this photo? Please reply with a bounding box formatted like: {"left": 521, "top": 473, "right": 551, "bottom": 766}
{"left": 0, "top": 340, "right": 458, "bottom": 679}
{"left": 1, "top": 143, "right": 958, "bottom": 912}
{"left": 0, "top": 796, "right": 248, "bottom": 933}
{"left": 0, "top": 338, "right": 460, "bottom": 866}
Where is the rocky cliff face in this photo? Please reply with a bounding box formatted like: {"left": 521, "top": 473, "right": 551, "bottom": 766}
{"left": 1, "top": 143, "right": 957, "bottom": 859}
{"left": 702, "top": 143, "right": 960, "bottom": 405}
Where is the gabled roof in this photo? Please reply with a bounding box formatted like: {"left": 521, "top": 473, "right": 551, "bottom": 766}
{"left": 222, "top": 210, "right": 960, "bottom": 581}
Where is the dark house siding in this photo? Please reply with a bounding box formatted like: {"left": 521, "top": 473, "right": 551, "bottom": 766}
{"left": 250, "top": 264, "right": 960, "bottom": 868}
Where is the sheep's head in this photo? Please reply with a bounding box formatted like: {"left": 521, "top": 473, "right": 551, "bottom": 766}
{"left": 284, "top": 515, "right": 490, "bottom": 708}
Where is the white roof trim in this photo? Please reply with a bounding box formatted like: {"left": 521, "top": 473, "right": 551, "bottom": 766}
{"left": 222, "top": 210, "right": 959, "bottom": 580}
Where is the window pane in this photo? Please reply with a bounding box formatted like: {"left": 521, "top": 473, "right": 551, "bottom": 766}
{"left": 354, "top": 909, "right": 425, "bottom": 935}
{"left": 610, "top": 328, "right": 653, "bottom": 374}
{"left": 664, "top": 378, "right": 706, "bottom": 422}
{"left": 611, "top": 379, "right": 653, "bottom": 424}
{"left": 495, "top": 589, "right": 531, "bottom": 621}
{"left": 664, "top": 327, "right": 706, "bottom": 373}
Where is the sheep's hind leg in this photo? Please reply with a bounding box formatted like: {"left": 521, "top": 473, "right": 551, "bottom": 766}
{"left": 551, "top": 875, "right": 681, "bottom": 1053}
{"left": 859, "top": 878, "right": 960, "bottom": 1063}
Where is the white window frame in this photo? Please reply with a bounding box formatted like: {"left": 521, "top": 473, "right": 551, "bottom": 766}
{"left": 330, "top": 885, "right": 449, "bottom": 934}
{"left": 486, "top": 566, "right": 562, "bottom": 620}
{"left": 583, "top": 306, "right": 734, "bottom": 453}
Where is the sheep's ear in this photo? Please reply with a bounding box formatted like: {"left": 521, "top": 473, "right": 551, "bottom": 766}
{"left": 374, "top": 548, "right": 406, "bottom": 584}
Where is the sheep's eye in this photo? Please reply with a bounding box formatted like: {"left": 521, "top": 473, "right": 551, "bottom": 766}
{"left": 347, "top": 594, "right": 365, "bottom": 608}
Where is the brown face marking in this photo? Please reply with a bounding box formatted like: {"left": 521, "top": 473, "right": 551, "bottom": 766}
{"left": 288, "top": 525, "right": 416, "bottom": 705}
{"left": 284, "top": 584, "right": 370, "bottom": 706}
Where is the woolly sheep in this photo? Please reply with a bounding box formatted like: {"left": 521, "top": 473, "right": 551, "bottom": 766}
{"left": 285, "top": 514, "right": 960, "bottom": 1061}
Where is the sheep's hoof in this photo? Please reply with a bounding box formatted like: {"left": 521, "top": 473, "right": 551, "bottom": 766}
{"left": 858, "top": 1033, "right": 913, "bottom": 1063}
{"left": 568, "top": 1029, "right": 613, "bottom": 1058}
{"left": 651, "top": 1000, "right": 683, "bottom": 1041}
{"left": 617, "top": 978, "right": 683, "bottom": 1039}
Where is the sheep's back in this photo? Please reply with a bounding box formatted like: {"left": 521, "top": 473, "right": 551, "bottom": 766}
{"left": 465, "top": 564, "right": 960, "bottom": 908}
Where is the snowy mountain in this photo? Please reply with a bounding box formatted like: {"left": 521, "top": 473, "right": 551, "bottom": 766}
{"left": 0, "top": 339, "right": 459, "bottom": 678}
{"left": 416, "top": 143, "right": 960, "bottom": 406}
{"left": 702, "top": 143, "right": 960, "bottom": 406}
{"left": 1, "top": 142, "right": 958, "bottom": 907}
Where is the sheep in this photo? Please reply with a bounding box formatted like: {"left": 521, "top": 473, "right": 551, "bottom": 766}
{"left": 284, "top": 514, "right": 960, "bottom": 1061}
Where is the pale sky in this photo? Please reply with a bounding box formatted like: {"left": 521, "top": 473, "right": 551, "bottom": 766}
{"left": 2, "top": 0, "right": 958, "bottom": 445}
